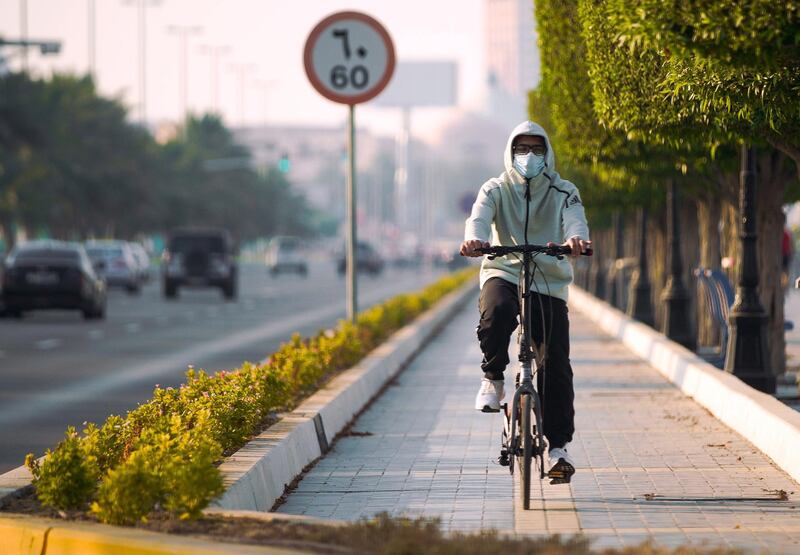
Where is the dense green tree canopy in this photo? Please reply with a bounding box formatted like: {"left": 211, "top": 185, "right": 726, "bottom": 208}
{"left": 581, "top": 0, "right": 800, "bottom": 172}
{"left": 0, "top": 72, "right": 315, "bottom": 250}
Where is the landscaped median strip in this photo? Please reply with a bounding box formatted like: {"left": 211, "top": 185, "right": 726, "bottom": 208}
{"left": 216, "top": 273, "right": 480, "bottom": 511}
{"left": 0, "top": 269, "right": 477, "bottom": 527}
{"left": 569, "top": 285, "right": 800, "bottom": 485}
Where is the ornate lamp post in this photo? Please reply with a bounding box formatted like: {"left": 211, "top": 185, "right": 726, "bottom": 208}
{"left": 725, "top": 145, "right": 773, "bottom": 392}
{"left": 661, "top": 181, "right": 696, "bottom": 349}
{"left": 628, "top": 207, "right": 654, "bottom": 326}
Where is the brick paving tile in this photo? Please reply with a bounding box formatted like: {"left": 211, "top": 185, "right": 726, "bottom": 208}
{"left": 277, "top": 295, "right": 800, "bottom": 552}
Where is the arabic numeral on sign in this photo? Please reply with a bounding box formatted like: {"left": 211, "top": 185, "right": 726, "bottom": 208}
{"left": 351, "top": 66, "right": 368, "bottom": 89}
{"left": 329, "top": 65, "right": 370, "bottom": 90}
{"left": 331, "top": 65, "right": 348, "bottom": 89}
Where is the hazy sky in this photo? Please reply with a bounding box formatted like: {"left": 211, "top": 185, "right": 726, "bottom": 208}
{"left": 0, "top": 0, "right": 486, "bottom": 139}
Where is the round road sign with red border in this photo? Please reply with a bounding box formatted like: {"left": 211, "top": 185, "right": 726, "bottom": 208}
{"left": 303, "top": 11, "right": 396, "bottom": 105}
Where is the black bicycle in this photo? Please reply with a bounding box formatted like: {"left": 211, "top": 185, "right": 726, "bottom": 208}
{"left": 477, "top": 243, "right": 592, "bottom": 509}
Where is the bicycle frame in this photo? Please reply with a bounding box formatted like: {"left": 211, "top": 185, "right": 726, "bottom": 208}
{"left": 504, "top": 248, "right": 546, "bottom": 480}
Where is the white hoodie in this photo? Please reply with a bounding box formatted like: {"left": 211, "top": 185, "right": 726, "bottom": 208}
{"left": 464, "top": 121, "right": 590, "bottom": 301}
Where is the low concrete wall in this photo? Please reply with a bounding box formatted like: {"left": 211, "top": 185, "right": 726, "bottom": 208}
{"left": 570, "top": 285, "right": 800, "bottom": 485}
{"left": 215, "top": 281, "right": 478, "bottom": 511}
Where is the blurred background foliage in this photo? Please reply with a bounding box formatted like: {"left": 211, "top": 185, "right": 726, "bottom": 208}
{"left": 0, "top": 72, "right": 315, "bottom": 250}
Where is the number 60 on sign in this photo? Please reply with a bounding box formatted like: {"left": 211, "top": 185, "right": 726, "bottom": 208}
{"left": 303, "top": 11, "right": 396, "bottom": 105}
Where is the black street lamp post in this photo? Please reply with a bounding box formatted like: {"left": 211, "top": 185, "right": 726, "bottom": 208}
{"left": 725, "top": 145, "right": 773, "bottom": 392}
{"left": 661, "top": 182, "right": 696, "bottom": 350}
{"left": 628, "top": 207, "right": 654, "bottom": 326}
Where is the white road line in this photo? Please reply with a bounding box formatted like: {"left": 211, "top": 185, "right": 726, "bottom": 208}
{"left": 0, "top": 284, "right": 405, "bottom": 426}
{"left": 125, "top": 323, "right": 141, "bottom": 333}
{"left": 88, "top": 329, "right": 105, "bottom": 340}
{"left": 36, "top": 339, "right": 62, "bottom": 351}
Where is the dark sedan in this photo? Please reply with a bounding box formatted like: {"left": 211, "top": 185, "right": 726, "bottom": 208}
{"left": 2, "top": 241, "right": 106, "bottom": 319}
{"left": 337, "top": 241, "right": 385, "bottom": 275}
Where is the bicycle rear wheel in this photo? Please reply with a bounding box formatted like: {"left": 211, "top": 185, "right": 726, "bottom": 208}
{"left": 518, "top": 393, "right": 532, "bottom": 509}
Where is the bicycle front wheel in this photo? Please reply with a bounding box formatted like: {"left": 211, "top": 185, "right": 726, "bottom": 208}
{"left": 518, "top": 393, "right": 532, "bottom": 509}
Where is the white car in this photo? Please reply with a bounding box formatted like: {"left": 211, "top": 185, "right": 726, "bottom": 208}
{"left": 129, "top": 242, "right": 152, "bottom": 283}
{"left": 266, "top": 236, "right": 308, "bottom": 276}
{"left": 85, "top": 240, "right": 143, "bottom": 294}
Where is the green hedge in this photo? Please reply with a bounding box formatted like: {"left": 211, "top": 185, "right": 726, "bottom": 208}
{"left": 25, "top": 268, "right": 476, "bottom": 524}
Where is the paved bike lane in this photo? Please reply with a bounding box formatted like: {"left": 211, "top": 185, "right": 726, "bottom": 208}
{"left": 277, "top": 295, "right": 800, "bottom": 552}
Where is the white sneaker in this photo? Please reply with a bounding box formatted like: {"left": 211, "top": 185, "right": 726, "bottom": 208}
{"left": 475, "top": 378, "right": 504, "bottom": 412}
{"left": 548, "top": 447, "right": 576, "bottom": 484}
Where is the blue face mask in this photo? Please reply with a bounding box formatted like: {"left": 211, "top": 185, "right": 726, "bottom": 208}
{"left": 513, "top": 152, "right": 546, "bottom": 178}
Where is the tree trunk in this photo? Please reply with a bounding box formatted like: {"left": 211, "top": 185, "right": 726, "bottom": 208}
{"left": 756, "top": 149, "right": 789, "bottom": 376}
{"left": 696, "top": 192, "right": 722, "bottom": 346}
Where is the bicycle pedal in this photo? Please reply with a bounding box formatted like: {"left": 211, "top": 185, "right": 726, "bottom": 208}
{"left": 547, "top": 460, "right": 575, "bottom": 485}
{"left": 481, "top": 406, "right": 501, "bottom": 413}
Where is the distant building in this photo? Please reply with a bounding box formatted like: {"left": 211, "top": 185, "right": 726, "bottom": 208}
{"left": 484, "top": 0, "right": 540, "bottom": 124}
{"left": 233, "top": 124, "right": 393, "bottom": 211}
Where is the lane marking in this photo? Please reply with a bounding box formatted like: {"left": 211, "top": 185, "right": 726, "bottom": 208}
{"left": 88, "top": 329, "right": 105, "bottom": 340}
{"left": 36, "top": 339, "right": 62, "bottom": 351}
{"left": 0, "top": 280, "right": 440, "bottom": 426}
{"left": 125, "top": 323, "right": 141, "bottom": 333}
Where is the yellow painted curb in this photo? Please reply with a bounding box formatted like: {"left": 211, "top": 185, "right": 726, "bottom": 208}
{"left": 0, "top": 513, "right": 314, "bottom": 555}
{"left": 0, "top": 514, "right": 50, "bottom": 555}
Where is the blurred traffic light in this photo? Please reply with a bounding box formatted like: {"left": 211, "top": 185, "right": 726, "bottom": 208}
{"left": 278, "top": 153, "right": 290, "bottom": 173}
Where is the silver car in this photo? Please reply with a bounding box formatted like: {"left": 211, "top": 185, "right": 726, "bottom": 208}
{"left": 85, "top": 240, "right": 143, "bottom": 294}
{"left": 129, "top": 242, "right": 152, "bottom": 283}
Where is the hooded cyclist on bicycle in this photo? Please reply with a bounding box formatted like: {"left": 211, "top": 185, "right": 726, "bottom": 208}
{"left": 460, "top": 120, "right": 591, "bottom": 483}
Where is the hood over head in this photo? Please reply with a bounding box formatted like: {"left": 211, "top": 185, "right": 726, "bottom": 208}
{"left": 503, "top": 120, "right": 556, "bottom": 185}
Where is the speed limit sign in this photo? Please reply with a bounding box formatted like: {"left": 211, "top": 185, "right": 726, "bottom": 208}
{"left": 304, "top": 11, "right": 395, "bottom": 323}
{"left": 303, "top": 11, "right": 396, "bottom": 105}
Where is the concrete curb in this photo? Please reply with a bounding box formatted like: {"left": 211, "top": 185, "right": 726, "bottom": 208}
{"left": 0, "top": 513, "right": 312, "bottom": 555}
{"left": 215, "top": 280, "right": 478, "bottom": 511}
{"left": 569, "top": 285, "right": 800, "bottom": 485}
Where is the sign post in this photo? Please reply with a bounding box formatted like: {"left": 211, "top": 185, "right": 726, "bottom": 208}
{"left": 304, "top": 11, "right": 395, "bottom": 322}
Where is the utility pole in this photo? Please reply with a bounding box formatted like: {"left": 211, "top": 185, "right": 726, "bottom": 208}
{"left": 198, "top": 45, "right": 229, "bottom": 114}
{"left": 87, "top": 0, "right": 96, "bottom": 77}
{"left": 122, "top": 0, "right": 161, "bottom": 125}
{"left": 167, "top": 25, "right": 202, "bottom": 119}
{"left": 20, "top": 0, "right": 28, "bottom": 71}
{"left": 251, "top": 79, "right": 277, "bottom": 126}
{"left": 228, "top": 63, "right": 255, "bottom": 127}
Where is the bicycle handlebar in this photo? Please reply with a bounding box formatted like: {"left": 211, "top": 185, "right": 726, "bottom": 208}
{"left": 476, "top": 244, "right": 593, "bottom": 259}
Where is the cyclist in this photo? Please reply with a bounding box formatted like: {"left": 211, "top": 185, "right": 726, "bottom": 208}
{"left": 460, "top": 120, "right": 591, "bottom": 483}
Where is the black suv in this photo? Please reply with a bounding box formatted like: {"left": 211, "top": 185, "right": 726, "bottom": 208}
{"left": 161, "top": 229, "right": 238, "bottom": 300}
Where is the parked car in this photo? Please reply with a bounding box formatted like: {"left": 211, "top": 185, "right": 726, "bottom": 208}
{"left": 85, "top": 240, "right": 143, "bottom": 294}
{"left": 337, "top": 241, "right": 384, "bottom": 275}
{"left": 1, "top": 240, "right": 106, "bottom": 319}
{"left": 266, "top": 236, "right": 308, "bottom": 276}
{"left": 129, "top": 242, "right": 152, "bottom": 283}
{"left": 161, "top": 228, "right": 238, "bottom": 300}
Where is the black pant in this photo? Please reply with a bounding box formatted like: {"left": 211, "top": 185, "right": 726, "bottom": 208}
{"left": 477, "top": 277, "right": 575, "bottom": 449}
